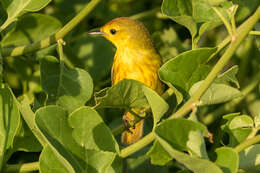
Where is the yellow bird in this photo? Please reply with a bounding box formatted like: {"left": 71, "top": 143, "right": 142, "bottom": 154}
{"left": 89, "top": 17, "right": 164, "bottom": 145}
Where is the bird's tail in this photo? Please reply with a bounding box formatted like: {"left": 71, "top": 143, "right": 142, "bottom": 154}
{"left": 121, "top": 111, "right": 144, "bottom": 145}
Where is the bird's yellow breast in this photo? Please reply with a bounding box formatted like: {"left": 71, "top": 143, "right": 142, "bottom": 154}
{"left": 112, "top": 47, "right": 164, "bottom": 95}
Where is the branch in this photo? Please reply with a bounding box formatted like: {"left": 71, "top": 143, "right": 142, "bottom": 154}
{"left": 119, "top": 5, "right": 260, "bottom": 158}
{"left": 3, "top": 162, "right": 39, "bottom": 173}
{"left": 234, "top": 135, "right": 260, "bottom": 152}
{"left": 1, "top": 0, "right": 101, "bottom": 57}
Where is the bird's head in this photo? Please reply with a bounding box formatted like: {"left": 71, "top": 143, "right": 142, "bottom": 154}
{"left": 89, "top": 17, "right": 154, "bottom": 49}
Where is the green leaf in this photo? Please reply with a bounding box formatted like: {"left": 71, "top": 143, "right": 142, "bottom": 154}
{"left": 248, "top": 100, "right": 260, "bottom": 128}
{"left": 189, "top": 82, "right": 242, "bottom": 105}
{"left": 0, "top": 84, "right": 20, "bottom": 170}
{"left": 155, "top": 118, "right": 207, "bottom": 152}
{"left": 146, "top": 140, "right": 172, "bottom": 166}
{"left": 18, "top": 95, "right": 47, "bottom": 146}
{"left": 0, "top": 0, "right": 52, "bottom": 31}
{"left": 239, "top": 144, "right": 260, "bottom": 172}
{"left": 95, "top": 79, "right": 168, "bottom": 127}
{"left": 68, "top": 107, "right": 119, "bottom": 153}
{"left": 143, "top": 87, "right": 168, "bottom": 128}
{"left": 215, "top": 147, "right": 238, "bottom": 173}
{"left": 187, "top": 111, "right": 208, "bottom": 159}
{"left": 1, "top": 13, "right": 62, "bottom": 47}
{"left": 0, "top": 2, "right": 7, "bottom": 26}
{"left": 161, "top": 0, "right": 197, "bottom": 38}
{"left": 161, "top": 0, "right": 233, "bottom": 46}
{"left": 215, "top": 66, "right": 240, "bottom": 88}
{"left": 0, "top": 50, "right": 2, "bottom": 84}
{"left": 10, "top": 118, "right": 42, "bottom": 152}
{"left": 229, "top": 115, "right": 254, "bottom": 130}
{"left": 158, "top": 48, "right": 216, "bottom": 97}
{"left": 192, "top": 0, "right": 232, "bottom": 23}
{"left": 35, "top": 105, "right": 119, "bottom": 173}
{"left": 222, "top": 115, "right": 253, "bottom": 146}
{"left": 95, "top": 79, "right": 149, "bottom": 109}
{"left": 40, "top": 146, "right": 69, "bottom": 173}
{"left": 40, "top": 56, "right": 93, "bottom": 113}
{"left": 106, "top": 156, "right": 123, "bottom": 173}
{"left": 155, "top": 134, "right": 223, "bottom": 173}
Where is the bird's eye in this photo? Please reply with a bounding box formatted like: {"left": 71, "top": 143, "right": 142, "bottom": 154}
{"left": 110, "top": 29, "right": 117, "bottom": 35}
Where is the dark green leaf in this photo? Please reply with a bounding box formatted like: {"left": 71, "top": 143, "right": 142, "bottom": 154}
{"left": 95, "top": 79, "right": 149, "bottom": 109}
{"left": 0, "top": 2, "right": 7, "bottom": 27}
{"left": 95, "top": 79, "right": 168, "bottom": 127}
{"left": 155, "top": 118, "right": 207, "bottom": 152}
{"left": 161, "top": 0, "right": 197, "bottom": 38}
{"left": 11, "top": 118, "right": 42, "bottom": 152}
{"left": 2, "top": 13, "right": 62, "bottom": 47}
{"left": 40, "top": 56, "right": 93, "bottom": 113}
{"left": 146, "top": 140, "right": 172, "bottom": 166}
{"left": 159, "top": 48, "right": 216, "bottom": 97}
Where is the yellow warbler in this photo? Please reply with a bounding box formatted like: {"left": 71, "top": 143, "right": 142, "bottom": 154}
{"left": 89, "top": 17, "right": 164, "bottom": 145}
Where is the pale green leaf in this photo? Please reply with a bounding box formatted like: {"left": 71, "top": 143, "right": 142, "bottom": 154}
{"left": 189, "top": 82, "right": 242, "bottom": 105}
{"left": 215, "top": 147, "right": 238, "bottom": 173}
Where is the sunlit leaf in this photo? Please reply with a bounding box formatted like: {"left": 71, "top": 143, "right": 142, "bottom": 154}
{"left": 0, "top": 84, "right": 20, "bottom": 170}
{"left": 215, "top": 147, "right": 238, "bottom": 173}
{"left": 159, "top": 48, "right": 216, "bottom": 98}
{"left": 189, "top": 82, "right": 242, "bottom": 105}
{"left": 35, "top": 106, "right": 119, "bottom": 173}
{"left": 0, "top": 0, "right": 52, "bottom": 31}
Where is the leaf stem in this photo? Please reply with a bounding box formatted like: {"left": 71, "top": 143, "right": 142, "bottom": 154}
{"left": 120, "top": 6, "right": 260, "bottom": 158}
{"left": 3, "top": 161, "right": 39, "bottom": 173}
{"left": 120, "top": 132, "right": 155, "bottom": 158}
{"left": 234, "top": 135, "right": 260, "bottom": 152}
{"left": 1, "top": 0, "right": 101, "bottom": 57}
{"left": 249, "top": 31, "right": 260, "bottom": 36}
{"left": 171, "top": 6, "right": 260, "bottom": 119}
{"left": 212, "top": 7, "right": 233, "bottom": 37}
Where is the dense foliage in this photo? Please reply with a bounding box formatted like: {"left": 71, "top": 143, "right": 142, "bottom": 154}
{"left": 0, "top": 0, "right": 260, "bottom": 172}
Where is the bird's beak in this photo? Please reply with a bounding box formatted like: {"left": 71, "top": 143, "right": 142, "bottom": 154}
{"left": 88, "top": 29, "right": 106, "bottom": 35}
